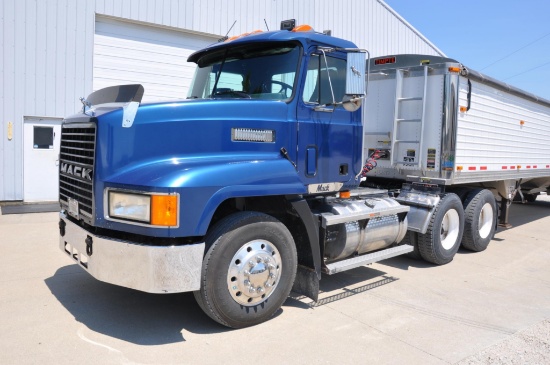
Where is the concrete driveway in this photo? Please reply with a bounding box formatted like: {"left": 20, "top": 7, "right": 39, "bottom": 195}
{"left": 1, "top": 197, "right": 549, "bottom": 364}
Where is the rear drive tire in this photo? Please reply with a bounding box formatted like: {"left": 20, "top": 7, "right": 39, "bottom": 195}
{"left": 402, "top": 231, "right": 421, "bottom": 260}
{"left": 449, "top": 186, "right": 470, "bottom": 201}
{"left": 461, "top": 189, "right": 497, "bottom": 252}
{"left": 194, "top": 211, "right": 297, "bottom": 328}
{"left": 418, "top": 193, "right": 464, "bottom": 265}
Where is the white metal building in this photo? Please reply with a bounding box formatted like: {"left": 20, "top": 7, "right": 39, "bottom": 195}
{"left": 0, "top": 0, "right": 444, "bottom": 202}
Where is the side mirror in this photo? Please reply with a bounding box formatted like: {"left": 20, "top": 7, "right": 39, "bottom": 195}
{"left": 345, "top": 52, "right": 367, "bottom": 96}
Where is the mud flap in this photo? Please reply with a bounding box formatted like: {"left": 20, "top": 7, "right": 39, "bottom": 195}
{"left": 292, "top": 265, "right": 319, "bottom": 302}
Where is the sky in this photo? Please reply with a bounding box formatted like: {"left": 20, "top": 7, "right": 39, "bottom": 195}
{"left": 384, "top": 0, "right": 550, "bottom": 100}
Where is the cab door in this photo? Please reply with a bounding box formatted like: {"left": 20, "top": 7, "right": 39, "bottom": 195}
{"left": 296, "top": 52, "right": 362, "bottom": 189}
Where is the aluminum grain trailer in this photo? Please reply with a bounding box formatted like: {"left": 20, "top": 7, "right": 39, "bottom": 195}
{"left": 362, "top": 54, "right": 550, "bottom": 255}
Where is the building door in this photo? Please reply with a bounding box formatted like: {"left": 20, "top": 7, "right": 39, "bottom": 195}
{"left": 23, "top": 118, "right": 63, "bottom": 202}
{"left": 93, "top": 17, "right": 217, "bottom": 102}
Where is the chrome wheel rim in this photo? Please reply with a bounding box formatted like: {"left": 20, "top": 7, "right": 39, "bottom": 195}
{"left": 440, "top": 209, "right": 460, "bottom": 250}
{"left": 478, "top": 203, "right": 494, "bottom": 239}
{"left": 227, "top": 239, "right": 281, "bottom": 306}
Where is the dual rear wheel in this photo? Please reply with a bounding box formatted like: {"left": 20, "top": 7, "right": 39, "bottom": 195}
{"left": 410, "top": 189, "right": 497, "bottom": 265}
{"left": 417, "top": 193, "right": 464, "bottom": 265}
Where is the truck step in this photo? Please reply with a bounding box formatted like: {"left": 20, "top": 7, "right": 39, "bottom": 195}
{"left": 323, "top": 245, "right": 414, "bottom": 275}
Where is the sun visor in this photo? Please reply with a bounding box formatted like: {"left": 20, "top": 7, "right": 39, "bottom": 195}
{"left": 86, "top": 84, "right": 144, "bottom": 106}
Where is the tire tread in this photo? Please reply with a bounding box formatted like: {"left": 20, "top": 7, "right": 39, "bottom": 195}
{"left": 417, "top": 193, "right": 464, "bottom": 265}
{"left": 461, "top": 189, "right": 496, "bottom": 252}
{"left": 194, "top": 211, "right": 297, "bottom": 328}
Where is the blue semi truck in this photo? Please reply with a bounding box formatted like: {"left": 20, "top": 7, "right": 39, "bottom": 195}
{"left": 58, "top": 22, "right": 504, "bottom": 328}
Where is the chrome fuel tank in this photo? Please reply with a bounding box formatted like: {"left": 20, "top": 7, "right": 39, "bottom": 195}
{"left": 323, "top": 197, "right": 408, "bottom": 262}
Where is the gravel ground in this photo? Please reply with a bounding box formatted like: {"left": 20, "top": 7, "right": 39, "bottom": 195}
{"left": 458, "top": 319, "right": 550, "bottom": 364}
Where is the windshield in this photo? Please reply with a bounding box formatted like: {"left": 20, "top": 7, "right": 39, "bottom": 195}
{"left": 187, "top": 42, "right": 301, "bottom": 101}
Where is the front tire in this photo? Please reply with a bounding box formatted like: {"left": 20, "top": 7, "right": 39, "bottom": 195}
{"left": 418, "top": 193, "right": 464, "bottom": 265}
{"left": 461, "top": 189, "right": 497, "bottom": 252}
{"left": 194, "top": 211, "right": 297, "bottom": 328}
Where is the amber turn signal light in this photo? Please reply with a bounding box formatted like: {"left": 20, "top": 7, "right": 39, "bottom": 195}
{"left": 151, "top": 195, "right": 178, "bottom": 226}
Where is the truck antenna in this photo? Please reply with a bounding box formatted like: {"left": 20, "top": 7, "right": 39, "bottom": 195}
{"left": 218, "top": 20, "right": 237, "bottom": 42}
{"left": 264, "top": 19, "right": 270, "bottom": 31}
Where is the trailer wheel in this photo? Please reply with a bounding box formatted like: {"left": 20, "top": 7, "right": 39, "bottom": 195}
{"left": 524, "top": 193, "right": 539, "bottom": 203}
{"left": 194, "top": 211, "right": 297, "bottom": 328}
{"left": 418, "top": 193, "right": 464, "bottom": 265}
{"left": 461, "top": 189, "right": 497, "bottom": 252}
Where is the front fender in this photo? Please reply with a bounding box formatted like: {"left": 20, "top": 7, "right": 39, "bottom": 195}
{"left": 195, "top": 181, "right": 305, "bottom": 236}
{"left": 103, "top": 153, "right": 306, "bottom": 237}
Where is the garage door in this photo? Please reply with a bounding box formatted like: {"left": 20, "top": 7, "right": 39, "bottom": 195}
{"left": 94, "top": 18, "right": 217, "bottom": 102}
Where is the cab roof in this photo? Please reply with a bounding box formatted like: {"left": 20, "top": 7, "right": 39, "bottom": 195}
{"left": 188, "top": 29, "right": 358, "bottom": 64}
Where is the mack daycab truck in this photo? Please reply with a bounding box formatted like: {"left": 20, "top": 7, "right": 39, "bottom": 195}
{"left": 58, "top": 22, "right": 550, "bottom": 328}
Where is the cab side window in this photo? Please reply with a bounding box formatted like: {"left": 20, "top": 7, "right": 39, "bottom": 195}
{"left": 303, "top": 55, "right": 346, "bottom": 105}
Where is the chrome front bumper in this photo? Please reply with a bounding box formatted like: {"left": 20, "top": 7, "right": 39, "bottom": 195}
{"left": 59, "top": 213, "right": 205, "bottom": 294}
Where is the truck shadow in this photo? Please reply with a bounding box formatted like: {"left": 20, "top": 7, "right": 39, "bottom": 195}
{"left": 48, "top": 265, "right": 403, "bottom": 342}
{"left": 378, "top": 199, "right": 550, "bottom": 272}
{"left": 376, "top": 255, "right": 429, "bottom": 270}
{"left": 287, "top": 266, "right": 399, "bottom": 308}
{"left": 45, "top": 265, "right": 231, "bottom": 345}
{"left": 506, "top": 199, "right": 550, "bottom": 228}
{"left": 379, "top": 247, "right": 495, "bottom": 270}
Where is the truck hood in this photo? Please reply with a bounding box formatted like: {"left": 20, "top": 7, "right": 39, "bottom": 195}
{"left": 94, "top": 99, "right": 297, "bottom": 184}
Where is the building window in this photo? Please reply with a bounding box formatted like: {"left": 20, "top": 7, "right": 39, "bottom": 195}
{"left": 33, "top": 127, "right": 54, "bottom": 149}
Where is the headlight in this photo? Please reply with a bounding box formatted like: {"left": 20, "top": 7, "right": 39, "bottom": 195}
{"left": 108, "top": 191, "right": 178, "bottom": 226}
{"left": 109, "top": 192, "right": 151, "bottom": 222}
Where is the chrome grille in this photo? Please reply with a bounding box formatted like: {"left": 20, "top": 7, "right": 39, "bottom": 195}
{"left": 59, "top": 122, "right": 96, "bottom": 224}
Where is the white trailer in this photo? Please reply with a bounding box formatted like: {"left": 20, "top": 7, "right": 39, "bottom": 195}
{"left": 362, "top": 54, "right": 550, "bottom": 259}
